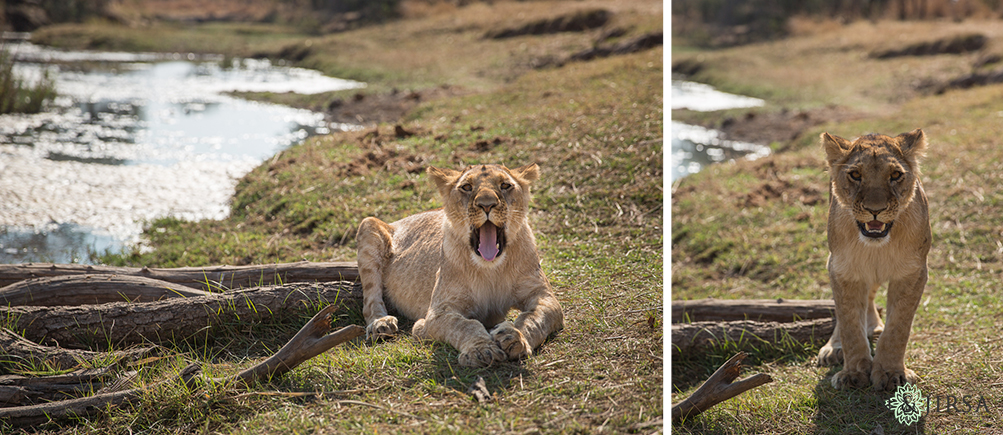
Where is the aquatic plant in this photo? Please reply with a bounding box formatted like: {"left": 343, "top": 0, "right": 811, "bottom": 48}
{"left": 0, "top": 44, "right": 57, "bottom": 114}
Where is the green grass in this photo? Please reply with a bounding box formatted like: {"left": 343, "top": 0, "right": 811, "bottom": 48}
{"left": 0, "top": 46, "right": 57, "bottom": 114}
{"left": 4, "top": 1, "right": 664, "bottom": 433}
{"left": 673, "top": 18, "right": 1003, "bottom": 435}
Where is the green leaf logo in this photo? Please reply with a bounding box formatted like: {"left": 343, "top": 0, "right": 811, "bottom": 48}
{"left": 885, "top": 383, "right": 925, "bottom": 425}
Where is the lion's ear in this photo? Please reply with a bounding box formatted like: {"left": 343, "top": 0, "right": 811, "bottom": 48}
{"left": 511, "top": 163, "right": 540, "bottom": 185}
{"left": 821, "top": 132, "right": 852, "bottom": 164}
{"left": 897, "top": 128, "right": 927, "bottom": 159}
{"left": 427, "top": 166, "right": 461, "bottom": 198}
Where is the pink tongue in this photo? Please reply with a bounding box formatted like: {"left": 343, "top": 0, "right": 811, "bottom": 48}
{"left": 867, "top": 220, "right": 884, "bottom": 231}
{"left": 478, "top": 221, "right": 499, "bottom": 261}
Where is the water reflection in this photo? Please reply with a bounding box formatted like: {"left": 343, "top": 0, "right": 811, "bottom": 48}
{"left": 671, "top": 122, "right": 770, "bottom": 180}
{"left": 0, "top": 43, "right": 365, "bottom": 263}
{"left": 670, "top": 81, "right": 771, "bottom": 181}
{"left": 0, "top": 224, "right": 117, "bottom": 264}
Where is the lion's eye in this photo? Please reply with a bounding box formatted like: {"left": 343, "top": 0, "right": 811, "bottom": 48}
{"left": 849, "top": 170, "right": 861, "bottom": 181}
{"left": 500, "top": 182, "right": 512, "bottom": 190}
{"left": 460, "top": 184, "right": 472, "bottom": 192}
{"left": 890, "top": 171, "right": 903, "bottom": 181}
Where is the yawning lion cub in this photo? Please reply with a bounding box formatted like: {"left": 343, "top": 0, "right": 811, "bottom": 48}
{"left": 356, "top": 163, "right": 564, "bottom": 367}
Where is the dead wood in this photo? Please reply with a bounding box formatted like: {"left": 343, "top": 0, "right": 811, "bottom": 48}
{"left": 467, "top": 376, "right": 491, "bottom": 403}
{"left": 2, "top": 281, "right": 362, "bottom": 349}
{"left": 0, "top": 307, "right": 365, "bottom": 426}
{"left": 0, "top": 364, "right": 137, "bottom": 407}
{"left": 0, "top": 261, "right": 359, "bottom": 291}
{"left": 218, "top": 305, "right": 365, "bottom": 388}
{"left": 0, "top": 328, "right": 152, "bottom": 372}
{"left": 671, "top": 318, "right": 834, "bottom": 356}
{"left": 671, "top": 298, "right": 835, "bottom": 323}
{"left": 0, "top": 275, "right": 209, "bottom": 306}
{"left": 671, "top": 352, "right": 773, "bottom": 422}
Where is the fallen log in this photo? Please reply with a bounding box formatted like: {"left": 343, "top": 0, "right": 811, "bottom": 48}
{"left": 671, "top": 298, "right": 835, "bottom": 323}
{"left": 0, "top": 275, "right": 210, "bottom": 306}
{"left": 671, "top": 318, "right": 834, "bottom": 356}
{"left": 0, "top": 261, "right": 359, "bottom": 291}
{"left": 0, "top": 306, "right": 365, "bottom": 426}
{"left": 671, "top": 352, "right": 773, "bottom": 422}
{"left": 0, "top": 365, "right": 137, "bottom": 407}
{"left": 0, "top": 328, "right": 152, "bottom": 372}
{"left": 2, "top": 281, "right": 362, "bottom": 349}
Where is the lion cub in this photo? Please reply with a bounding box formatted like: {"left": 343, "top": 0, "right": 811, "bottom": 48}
{"left": 356, "top": 163, "right": 564, "bottom": 367}
{"left": 817, "top": 129, "right": 931, "bottom": 391}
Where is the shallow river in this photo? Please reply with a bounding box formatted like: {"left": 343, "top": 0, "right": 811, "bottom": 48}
{"left": 670, "top": 81, "right": 771, "bottom": 181}
{"left": 0, "top": 43, "right": 364, "bottom": 264}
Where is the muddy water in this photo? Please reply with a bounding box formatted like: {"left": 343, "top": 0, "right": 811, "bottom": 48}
{"left": 671, "top": 81, "right": 771, "bottom": 181}
{"left": 0, "top": 43, "right": 365, "bottom": 264}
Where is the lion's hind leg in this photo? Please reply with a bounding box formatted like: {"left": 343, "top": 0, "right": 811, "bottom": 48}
{"left": 817, "top": 319, "right": 843, "bottom": 367}
{"left": 866, "top": 283, "right": 884, "bottom": 339}
{"left": 357, "top": 217, "right": 399, "bottom": 340}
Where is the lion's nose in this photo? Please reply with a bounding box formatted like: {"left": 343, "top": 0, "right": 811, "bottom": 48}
{"left": 476, "top": 195, "right": 498, "bottom": 214}
{"left": 863, "top": 206, "right": 886, "bottom": 218}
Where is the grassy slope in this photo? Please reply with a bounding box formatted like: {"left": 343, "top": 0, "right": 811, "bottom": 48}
{"left": 14, "top": 1, "right": 664, "bottom": 434}
{"left": 672, "top": 20, "right": 1003, "bottom": 435}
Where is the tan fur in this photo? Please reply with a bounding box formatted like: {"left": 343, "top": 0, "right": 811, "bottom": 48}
{"left": 817, "top": 129, "right": 931, "bottom": 391}
{"left": 356, "top": 163, "right": 564, "bottom": 367}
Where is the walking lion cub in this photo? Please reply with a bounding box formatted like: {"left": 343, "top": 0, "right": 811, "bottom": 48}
{"left": 817, "top": 129, "right": 931, "bottom": 391}
{"left": 356, "top": 163, "right": 564, "bottom": 367}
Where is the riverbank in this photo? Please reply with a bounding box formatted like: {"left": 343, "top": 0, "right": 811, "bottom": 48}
{"left": 9, "top": 1, "right": 663, "bottom": 433}
{"left": 673, "top": 18, "right": 1003, "bottom": 434}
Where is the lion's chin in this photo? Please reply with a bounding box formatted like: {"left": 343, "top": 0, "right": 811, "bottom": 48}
{"left": 857, "top": 220, "right": 893, "bottom": 239}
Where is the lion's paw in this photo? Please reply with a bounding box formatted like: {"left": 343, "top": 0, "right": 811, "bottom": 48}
{"left": 817, "top": 343, "right": 843, "bottom": 367}
{"left": 366, "top": 315, "right": 399, "bottom": 341}
{"left": 490, "top": 321, "right": 532, "bottom": 360}
{"left": 830, "top": 363, "right": 872, "bottom": 390}
{"left": 871, "top": 366, "right": 918, "bottom": 392}
{"left": 458, "top": 340, "right": 507, "bottom": 368}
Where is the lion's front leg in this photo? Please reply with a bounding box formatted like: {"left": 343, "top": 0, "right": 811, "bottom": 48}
{"left": 871, "top": 269, "right": 926, "bottom": 391}
{"left": 829, "top": 277, "right": 873, "bottom": 390}
{"left": 819, "top": 283, "right": 884, "bottom": 367}
{"left": 415, "top": 311, "right": 507, "bottom": 368}
{"left": 490, "top": 321, "right": 531, "bottom": 360}
{"left": 510, "top": 289, "right": 564, "bottom": 354}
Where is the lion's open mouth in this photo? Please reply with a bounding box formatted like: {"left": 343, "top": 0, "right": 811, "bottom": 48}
{"left": 471, "top": 221, "right": 506, "bottom": 261}
{"left": 858, "top": 220, "right": 893, "bottom": 239}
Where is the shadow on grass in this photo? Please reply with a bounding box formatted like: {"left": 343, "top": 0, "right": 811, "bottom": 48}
{"left": 370, "top": 312, "right": 534, "bottom": 399}
{"left": 811, "top": 367, "right": 927, "bottom": 435}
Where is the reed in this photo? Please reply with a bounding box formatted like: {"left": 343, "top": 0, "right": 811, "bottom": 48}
{"left": 0, "top": 45, "right": 56, "bottom": 114}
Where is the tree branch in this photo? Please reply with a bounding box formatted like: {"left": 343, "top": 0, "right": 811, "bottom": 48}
{"left": 671, "top": 352, "right": 773, "bottom": 422}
